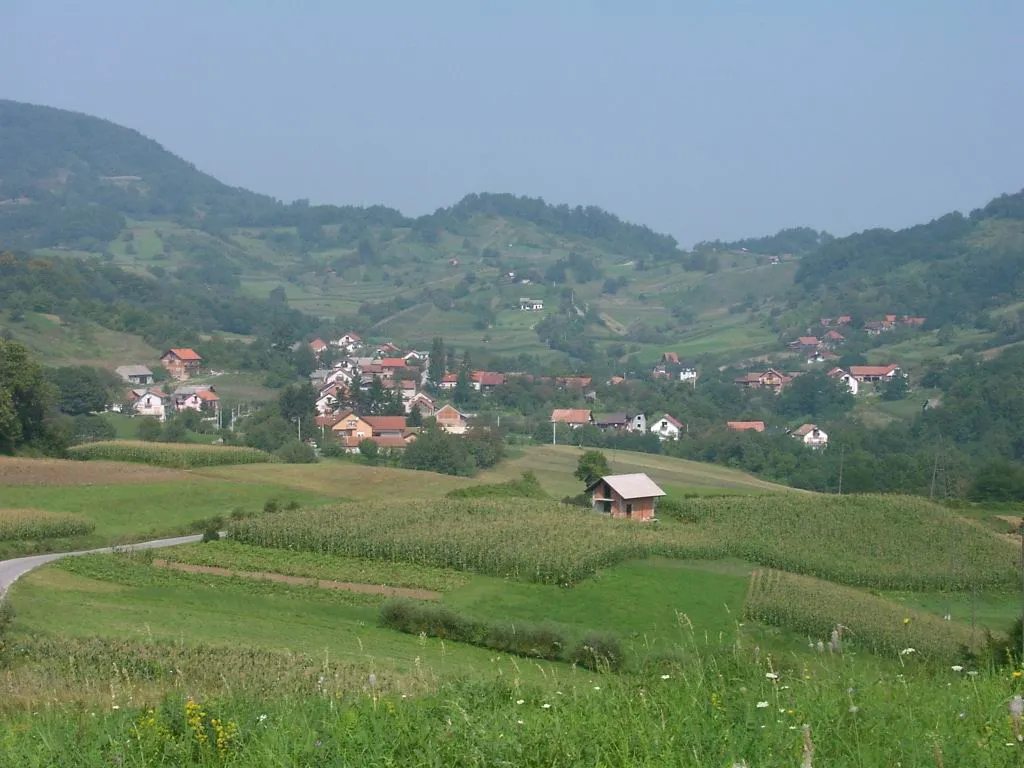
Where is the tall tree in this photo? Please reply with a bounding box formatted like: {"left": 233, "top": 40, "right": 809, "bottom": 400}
{"left": 278, "top": 384, "right": 317, "bottom": 433}
{"left": 46, "top": 365, "right": 117, "bottom": 416}
{"left": 428, "top": 337, "right": 446, "bottom": 386}
{"left": 0, "top": 340, "right": 55, "bottom": 453}
{"left": 574, "top": 450, "right": 610, "bottom": 487}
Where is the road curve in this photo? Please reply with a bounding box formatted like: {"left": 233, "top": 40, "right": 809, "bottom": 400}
{"left": 0, "top": 534, "right": 203, "bottom": 599}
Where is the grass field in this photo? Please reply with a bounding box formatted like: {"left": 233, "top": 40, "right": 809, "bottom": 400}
{"left": 0, "top": 310, "right": 159, "bottom": 367}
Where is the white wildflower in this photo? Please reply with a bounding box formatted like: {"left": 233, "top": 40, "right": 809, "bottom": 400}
{"left": 899, "top": 647, "right": 916, "bottom": 656}
{"left": 516, "top": 699, "right": 525, "bottom": 705}
{"left": 593, "top": 686, "right": 601, "bottom": 691}
{"left": 951, "top": 665, "right": 964, "bottom": 672}
{"left": 1010, "top": 695, "right": 1024, "bottom": 718}
{"left": 517, "top": 719, "right": 524, "bottom": 725}
{"left": 849, "top": 705, "right": 859, "bottom": 714}
{"left": 660, "top": 674, "right": 671, "bottom": 680}
{"left": 111, "top": 705, "right": 120, "bottom": 710}
{"left": 967, "top": 670, "right": 979, "bottom": 677}
{"left": 258, "top": 714, "right": 268, "bottom": 723}
{"left": 541, "top": 703, "right": 551, "bottom": 709}
{"left": 756, "top": 701, "right": 769, "bottom": 708}
{"left": 368, "top": 673, "right": 377, "bottom": 688}
{"left": 765, "top": 672, "right": 779, "bottom": 680}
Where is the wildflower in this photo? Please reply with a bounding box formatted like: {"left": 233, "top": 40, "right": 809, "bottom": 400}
{"left": 756, "top": 701, "right": 770, "bottom": 709}
{"left": 258, "top": 714, "right": 268, "bottom": 723}
{"left": 368, "top": 673, "right": 378, "bottom": 687}
{"left": 900, "top": 648, "right": 916, "bottom": 656}
{"left": 943, "top": 613, "right": 952, "bottom": 621}
{"left": 952, "top": 665, "right": 964, "bottom": 672}
{"left": 1013, "top": 671, "right": 1023, "bottom": 679}
{"left": 112, "top": 705, "right": 120, "bottom": 710}
{"left": 787, "top": 709, "right": 795, "bottom": 715}
{"left": 660, "top": 674, "right": 671, "bottom": 680}
{"left": 765, "top": 672, "right": 779, "bottom": 680}
{"left": 958, "top": 711, "right": 967, "bottom": 719}
{"left": 903, "top": 617, "right": 911, "bottom": 625}
{"left": 541, "top": 703, "right": 551, "bottom": 709}
{"left": 849, "top": 705, "right": 859, "bottom": 714}
{"left": 593, "top": 686, "right": 601, "bottom": 691}
{"left": 516, "top": 699, "right": 525, "bottom": 705}
{"left": 517, "top": 720, "right": 524, "bottom": 725}
{"left": 967, "top": 670, "right": 979, "bottom": 677}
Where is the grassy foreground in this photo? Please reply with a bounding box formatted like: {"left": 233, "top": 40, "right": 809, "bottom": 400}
{"left": 4, "top": 645, "right": 1024, "bottom": 766}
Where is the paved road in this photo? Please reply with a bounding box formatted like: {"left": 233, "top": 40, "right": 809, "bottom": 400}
{"left": 0, "top": 534, "right": 203, "bottom": 599}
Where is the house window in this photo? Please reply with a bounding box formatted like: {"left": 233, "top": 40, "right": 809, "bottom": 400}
{"left": 625, "top": 503, "right": 633, "bottom": 518}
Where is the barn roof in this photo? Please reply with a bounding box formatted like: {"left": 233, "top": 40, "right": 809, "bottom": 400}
{"left": 587, "top": 473, "right": 666, "bottom": 500}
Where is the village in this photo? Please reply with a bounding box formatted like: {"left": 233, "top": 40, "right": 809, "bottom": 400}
{"left": 107, "top": 310, "right": 918, "bottom": 458}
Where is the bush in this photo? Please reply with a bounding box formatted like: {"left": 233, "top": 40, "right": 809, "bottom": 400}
{"left": 263, "top": 499, "right": 280, "bottom": 515}
{"left": 447, "top": 471, "right": 550, "bottom": 500}
{"left": 274, "top": 440, "right": 318, "bottom": 464}
{"left": 379, "top": 601, "right": 570, "bottom": 662}
{"left": 201, "top": 526, "right": 221, "bottom": 543}
{"left": 570, "top": 633, "right": 624, "bottom": 672}
{"left": 0, "top": 601, "right": 14, "bottom": 665}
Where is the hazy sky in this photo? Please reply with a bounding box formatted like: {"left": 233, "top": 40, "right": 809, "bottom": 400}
{"left": 3, "top": 1, "right": 1022, "bottom": 244}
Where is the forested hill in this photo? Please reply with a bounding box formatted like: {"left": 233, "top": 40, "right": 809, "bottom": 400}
{"left": 794, "top": 190, "right": 1024, "bottom": 326}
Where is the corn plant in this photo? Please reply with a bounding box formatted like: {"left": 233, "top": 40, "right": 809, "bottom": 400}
{"left": 68, "top": 441, "right": 276, "bottom": 469}
{"left": 0, "top": 508, "right": 94, "bottom": 541}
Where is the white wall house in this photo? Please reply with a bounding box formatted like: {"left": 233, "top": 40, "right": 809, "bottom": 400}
{"left": 130, "top": 389, "right": 169, "bottom": 421}
{"left": 679, "top": 366, "right": 698, "bottom": 383}
{"left": 628, "top": 413, "right": 647, "bottom": 432}
{"left": 792, "top": 423, "right": 829, "bottom": 449}
{"left": 826, "top": 367, "right": 859, "bottom": 395}
{"left": 649, "top": 414, "right": 683, "bottom": 441}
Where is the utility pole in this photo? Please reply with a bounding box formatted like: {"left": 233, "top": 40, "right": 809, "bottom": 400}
{"left": 552, "top": 420, "right": 556, "bottom": 446}
{"left": 297, "top": 416, "right": 302, "bottom": 442}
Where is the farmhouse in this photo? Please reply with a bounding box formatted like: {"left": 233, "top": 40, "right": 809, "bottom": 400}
{"left": 826, "top": 367, "right": 859, "bottom": 395}
{"left": 310, "top": 338, "right": 329, "bottom": 357}
{"left": 160, "top": 348, "right": 203, "bottom": 380}
{"left": 792, "top": 423, "right": 828, "bottom": 448}
{"left": 434, "top": 403, "right": 470, "bottom": 434}
{"left": 727, "top": 421, "right": 766, "bottom": 432}
{"left": 649, "top": 413, "right": 683, "bottom": 441}
{"left": 733, "top": 369, "right": 792, "bottom": 394}
{"left": 127, "top": 388, "right": 170, "bottom": 421}
{"left": 115, "top": 365, "right": 154, "bottom": 386}
{"left": 471, "top": 371, "right": 506, "bottom": 392}
{"left": 550, "top": 408, "right": 592, "bottom": 428}
{"left": 173, "top": 386, "right": 220, "bottom": 416}
{"left": 788, "top": 336, "right": 821, "bottom": 351}
{"left": 519, "top": 298, "right": 544, "bottom": 311}
{"left": 849, "top": 364, "right": 901, "bottom": 383}
{"left": 586, "top": 473, "right": 666, "bottom": 522}
{"left": 406, "top": 391, "right": 435, "bottom": 416}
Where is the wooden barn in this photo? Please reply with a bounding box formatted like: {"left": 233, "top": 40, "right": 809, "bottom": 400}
{"left": 586, "top": 473, "right": 666, "bottom": 522}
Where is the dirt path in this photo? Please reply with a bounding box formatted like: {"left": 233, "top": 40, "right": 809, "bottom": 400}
{"left": 152, "top": 560, "right": 441, "bottom": 600}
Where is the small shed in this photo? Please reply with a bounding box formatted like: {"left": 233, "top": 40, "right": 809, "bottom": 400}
{"left": 585, "top": 473, "right": 666, "bottom": 521}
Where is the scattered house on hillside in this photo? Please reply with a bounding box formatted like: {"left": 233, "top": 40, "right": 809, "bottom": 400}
{"left": 160, "top": 348, "right": 203, "bottom": 380}
{"left": 733, "top": 368, "right": 792, "bottom": 394}
{"left": 661, "top": 352, "right": 680, "bottom": 365}
{"left": 791, "top": 423, "right": 828, "bottom": 449}
{"left": 836, "top": 315, "right": 852, "bottom": 325}
{"left": 434, "top": 403, "right": 470, "bottom": 434}
{"left": 174, "top": 386, "right": 220, "bottom": 417}
{"left": 332, "top": 332, "right": 362, "bottom": 353}
{"left": 649, "top": 413, "right": 684, "bottom": 441}
{"left": 373, "top": 342, "right": 402, "bottom": 359}
{"left": 902, "top": 316, "right": 926, "bottom": 327}
{"left": 823, "top": 330, "right": 846, "bottom": 345}
{"left": 727, "top": 421, "right": 766, "bottom": 432}
{"left": 115, "top": 365, "right": 154, "bottom": 386}
{"left": 593, "top": 413, "right": 628, "bottom": 432}
{"left": 309, "top": 369, "right": 333, "bottom": 388}
{"left": 863, "top": 320, "right": 895, "bottom": 336}
{"left": 379, "top": 358, "right": 407, "bottom": 376}
{"left": 519, "top": 297, "right": 544, "bottom": 311}
{"left": 849, "top": 364, "right": 901, "bottom": 383}
{"left": 402, "top": 350, "right": 429, "bottom": 364}
{"left": 788, "top": 336, "right": 821, "bottom": 351}
{"left": 471, "top": 371, "right": 506, "bottom": 392}
{"left": 364, "top": 415, "right": 408, "bottom": 438}
{"left": 606, "top": 375, "right": 626, "bottom": 386}
{"left": 826, "top": 367, "right": 859, "bottom": 395}
{"left": 586, "top": 473, "right": 666, "bottom": 522}
{"left": 331, "top": 411, "right": 374, "bottom": 444}
{"left": 406, "top": 391, "right": 435, "bottom": 416}
{"left": 127, "top": 388, "right": 170, "bottom": 421}
{"left": 678, "top": 364, "right": 698, "bottom": 383}
{"left": 437, "top": 373, "right": 459, "bottom": 390}
{"left": 550, "top": 408, "right": 592, "bottom": 428}
{"left": 310, "top": 338, "right": 329, "bottom": 357}
{"left": 371, "top": 434, "right": 415, "bottom": 451}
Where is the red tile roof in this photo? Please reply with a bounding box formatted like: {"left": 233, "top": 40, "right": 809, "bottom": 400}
{"left": 371, "top": 435, "right": 409, "bottom": 449}
{"left": 196, "top": 389, "right": 219, "bottom": 401}
{"left": 792, "top": 423, "right": 821, "bottom": 437}
{"left": 797, "top": 336, "right": 820, "bottom": 345}
{"left": 310, "top": 338, "right": 328, "bottom": 351}
{"left": 551, "top": 408, "right": 591, "bottom": 424}
{"left": 657, "top": 413, "right": 684, "bottom": 429}
{"left": 727, "top": 421, "right": 766, "bottom": 432}
{"left": 379, "top": 358, "right": 407, "bottom": 368}
{"left": 472, "top": 371, "right": 505, "bottom": 386}
{"left": 849, "top": 364, "right": 900, "bottom": 377}
{"left": 166, "top": 348, "right": 202, "bottom": 361}
{"left": 364, "top": 416, "right": 408, "bottom": 432}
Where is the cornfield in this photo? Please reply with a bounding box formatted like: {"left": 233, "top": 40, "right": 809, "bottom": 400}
{"left": 744, "top": 568, "right": 989, "bottom": 659}
{"left": 676, "top": 494, "right": 1017, "bottom": 591}
{"left": 0, "top": 508, "right": 94, "bottom": 541}
{"left": 229, "top": 499, "right": 722, "bottom": 586}
{"left": 68, "top": 441, "right": 276, "bottom": 469}
{"left": 229, "top": 493, "right": 1017, "bottom": 590}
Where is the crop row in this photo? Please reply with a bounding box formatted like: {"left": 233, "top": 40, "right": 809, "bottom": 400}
{"left": 0, "top": 508, "right": 94, "bottom": 541}
{"left": 228, "top": 493, "right": 1017, "bottom": 590}
{"left": 68, "top": 440, "right": 275, "bottom": 469}
{"left": 743, "top": 568, "right": 988, "bottom": 660}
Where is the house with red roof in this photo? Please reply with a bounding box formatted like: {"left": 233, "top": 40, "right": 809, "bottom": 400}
{"left": 727, "top": 421, "right": 766, "bottom": 433}
{"left": 310, "top": 338, "right": 329, "bottom": 357}
{"left": 733, "top": 369, "right": 792, "bottom": 394}
{"left": 471, "top": 371, "right": 506, "bottom": 392}
{"left": 160, "top": 348, "right": 203, "bottom": 380}
{"left": 791, "top": 423, "right": 828, "bottom": 448}
{"left": 550, "top": 409, "right": 592, "bottom": 428}
{"left": 849, "top": 364, "right": 901, "bottom": 383}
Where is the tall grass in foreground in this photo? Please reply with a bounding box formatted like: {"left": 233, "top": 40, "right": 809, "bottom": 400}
{"left": 0, "top": 508, "right": 94, "bottom": 541}
{"left": 4, "top": 634, "right": 1024, "bottom": 766}
{"left": 68, "top": 441, "right": 275, "bottom": 469}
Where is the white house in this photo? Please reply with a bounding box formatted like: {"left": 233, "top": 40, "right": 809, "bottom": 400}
{"left": 679, "top": 366, "right": 698, "bottom": 383}
{"left": 519, "top": 298, "right": 544, "bottom": 311}
{"left": 129, "top": 388, "right": 170, "bottom": 421}
{"left": 628, "top": 413, "right": 647, "bottom": 432}
{"left": 792, "top": 423, "right": 829, "bottom": 449}
{"left": 649, "top": 413, "right": 683, "bottom": 441}
{"left": 826, "top": 367, "right": 859, "bottom": 395}
{"left": 332, "top": 332, "right": 362, "bottom": 353}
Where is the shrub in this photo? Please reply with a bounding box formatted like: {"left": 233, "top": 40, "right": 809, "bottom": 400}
{"left": 570, "top": 633, "right": 624, "bottom": 672}
{"left": 274, "top": 440, "right": 318, "bottom": 464}
{"left": 201, "top": 526, "right": 221, "bottom": 543}
{"left": 263, "top": 499, "right": 280, "bottom": 515}
{"left": 446, "top": 471, "right": 550, "bottom": 500}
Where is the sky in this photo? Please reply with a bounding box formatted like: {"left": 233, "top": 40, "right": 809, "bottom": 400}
{"left": 2, "top": 1, "right": 1023, "bottom": 245}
